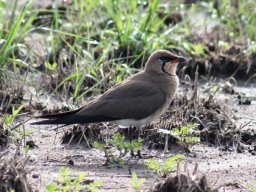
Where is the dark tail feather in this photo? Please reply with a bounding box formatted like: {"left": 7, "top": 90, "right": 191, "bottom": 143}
{"left": 34, "top": 108, "right": 82, "bottom": 119}
{"left": 31, "top": 108, "right": 119, "bottom": 125}
{"left": 31, "top": 116, "right": 77, "bottom": 125}
{"left": 31, "top": 108, "right": 82, "bottom": 125}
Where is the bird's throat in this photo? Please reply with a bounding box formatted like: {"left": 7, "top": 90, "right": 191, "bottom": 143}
{"left": 162, "top": 62, "right": 178, "bottom": 76}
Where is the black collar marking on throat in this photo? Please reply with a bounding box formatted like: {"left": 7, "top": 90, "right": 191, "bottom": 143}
{"left": 161, "top": 62, "right": 176, "bottom": 76}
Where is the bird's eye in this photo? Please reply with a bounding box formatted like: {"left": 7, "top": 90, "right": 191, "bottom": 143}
{"left": 159, "top": 56, "right": 171, "bottom": 62}
{"left": 159, "top": 57, "right": 169, "bottom": 62}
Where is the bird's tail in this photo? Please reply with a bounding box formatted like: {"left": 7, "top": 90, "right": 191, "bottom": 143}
{"left": 31, "top": 108, "right": 82, "bottom": 125}
{"left": 31, "top": 108, "right": 118, "bottom": 125}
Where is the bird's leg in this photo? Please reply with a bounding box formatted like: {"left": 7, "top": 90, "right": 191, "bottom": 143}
{"left": 136, "top": 149, "right": 143, "bottom": 159}
{"left": 135, "top": 127, "right": 143, "bottom": 158}
{"left": 163, "top": 134, "right": 169, "bottom": 154}
{"left": 128, "top": 126, "right": 144, "bottom": 158}
{"left": 129, "top": 126, "right": 136, "bottom": 157}
{"left": 130, "top": 126, "right": 143, "bottom": 158}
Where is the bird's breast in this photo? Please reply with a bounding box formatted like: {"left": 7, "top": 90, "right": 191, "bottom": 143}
{"left": 161, "top": 75, "right": 179, "bottom": 99}
{"left": 114, "top": 97, "right": 171, "bottom": 128}
{"left": 114, "top": 75, "right": 179, "bottom": 128}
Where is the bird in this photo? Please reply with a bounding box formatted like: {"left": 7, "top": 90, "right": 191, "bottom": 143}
{"left": 32, "top": 50, "right": 185, "bottom": 127}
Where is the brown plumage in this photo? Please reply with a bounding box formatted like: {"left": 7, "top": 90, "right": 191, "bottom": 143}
{"left": 32, "top": 50, "right": 185, "bottom": 127}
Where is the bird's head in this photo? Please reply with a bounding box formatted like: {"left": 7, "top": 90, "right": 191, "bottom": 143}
{"left": 145, "top": 50, "right": 185, "bottom": 76}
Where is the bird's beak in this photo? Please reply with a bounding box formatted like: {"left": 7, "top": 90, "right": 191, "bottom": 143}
{"left": 177, "top": 56, "right": 186, "bottom": 63}
{"left": 169, "top": 56, "right": 186, "bottom": 64}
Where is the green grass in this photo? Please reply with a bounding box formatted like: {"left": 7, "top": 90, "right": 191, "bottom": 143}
{"left": 0, "top": 0, "right": 255, "bottom": 121}
{"left": 19, "top": 0, "right": 184, "bottom": 101}
{"left": 0, "top": 0, "right": 33, "bottom": 75}
{"left": 217, "top": 0, "right": 256, "bottom": 41}
{"left": 0, "top": 1, "right": 256, "bottom": 191}
{"left": 0, "top": 0, "right": 256, "bottom": 103}
{"left": 190, "top": 0, "right": 256, "bottom": 43}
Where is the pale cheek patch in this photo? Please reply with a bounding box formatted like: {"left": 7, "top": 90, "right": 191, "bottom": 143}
{"left": 164, "top": 62, "right": 178, "bottom": 74}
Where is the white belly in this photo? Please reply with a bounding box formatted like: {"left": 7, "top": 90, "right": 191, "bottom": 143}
{"left": 114, "top": 101, "right": 170, "bottom": 128}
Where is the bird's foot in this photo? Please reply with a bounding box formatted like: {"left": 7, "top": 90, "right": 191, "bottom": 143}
{"left": 130, "top": 149, "right": 136, "bottom": 157}
{"left": 136, "top": 150, "right": 143, "bottom": 159}
{"left": 130, "top": 150, "right": 150, "bottom": 159}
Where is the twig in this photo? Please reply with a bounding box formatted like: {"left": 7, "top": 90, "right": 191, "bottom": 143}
{"left": 0, "top": 149, "right": 9, "bottom": 159}
{"left": 81, "top": 127, "right": 91, "bottom": 148}
{"left": 191, "top": 66, "right": 199, "bottom": 124}
{"left": 88, "top": 173, "right": 152, "bottom": 178}
{"left": 10, "top": 117, "right": 33, "bottom": 131}
{"left": 23, "top": 124, "right": 26, "bottom": 147}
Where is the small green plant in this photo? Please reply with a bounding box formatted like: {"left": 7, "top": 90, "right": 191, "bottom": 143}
{"left": 1, "top": 105, "right": 33, "bottom": 143}
{"left": 130, "top": 172, "right": 145, "bottom": 192}
{"left": 246, "top": 183, "right": 256, "bottom": 192}
{"left": 218, "top": 40, "right": 230, "bottom": 50}
{"left": 182, "top": 42, "right": 205, "bottom": 56}
{"left": 44, "top": 61, "right": 57, "bottom": 72}
{"left": 93, "top": 133, "right": 143, "bottom": 167}
{"left": 171, "top": 124, "right": 200, "bottom": 151}
{"left": 245, "top": 40, "right": 256, "bottom": 54}
{"left": 46, "top": 167, "right": 103, "bottom": 192}
{"left": 145, "top": 154, "right": 183, "bottom": 177}
{"left": 3, "top": 105, "right": 24, "bottom": 130}
{"left": 86, "top": 180, "right": 104, "bottom": 192}
{"left": 25, "top": 145, "right": 30, "bottom": 154}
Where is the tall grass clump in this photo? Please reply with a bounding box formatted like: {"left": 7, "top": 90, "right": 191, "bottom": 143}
{"left": 34, "top": 0, "right": 180, "bottom": 100}
{"left": 0, "top": 0, "right": 33, "bottom": 78}
{"left": 220, "top": 0, "right": 256, "bottom": 41}
{"left": 105, "top": 0, "right": 163, "bottom": 60}
{"left": 205, "top": 0, "right": 256, "bottom": 43}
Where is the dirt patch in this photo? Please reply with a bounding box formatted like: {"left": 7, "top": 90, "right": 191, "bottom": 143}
{"left": 16, "top": 81, "right": 254, "bottom": 191}
{"left": 1, "top": 1, "right": 256, "bottom": 191}
{"left": 22, "top": 126, "right": 256, "bottom": 191}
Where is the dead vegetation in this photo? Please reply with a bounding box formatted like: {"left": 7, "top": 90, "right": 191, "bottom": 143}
{"left": 152, "top": 174, "right": 214, "bottom": 192}
{"left": 61, "top": 124, "right": 102, "bottom": 146}
{"left": 152, "top": 164, "right": 216, "bottom": 192}
{"left": 0, "top": 126, "right": 8, "bottom": 147}
{"left": 0, "top": 149, "right": 31, "bottom": 192}
{"left": 180, "top": 47, "right": 249, "bottom": 80}
{"left": 0, "top": 85, "right": 24, "bottom": 114}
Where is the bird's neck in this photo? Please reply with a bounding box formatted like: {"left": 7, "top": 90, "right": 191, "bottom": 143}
{"left": 163, "top": 63, "right": 178, "bottom": 76}
{"left": 142, "top": 71, "right": 179, "bottom": 99}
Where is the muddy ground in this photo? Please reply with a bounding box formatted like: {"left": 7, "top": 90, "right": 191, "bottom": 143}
{"left": 7, "top": 80, "right": 253, "bottom": 192}
{"left": 1, "top": 1, "right": 256, "bottom": 191}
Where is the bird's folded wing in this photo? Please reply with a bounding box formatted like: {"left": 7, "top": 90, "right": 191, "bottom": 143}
{"left": 77, "top": 79, "right": 166, "bottom": 120}
{"left": 32, "top": 77, "right": 167, "bottom": 125}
